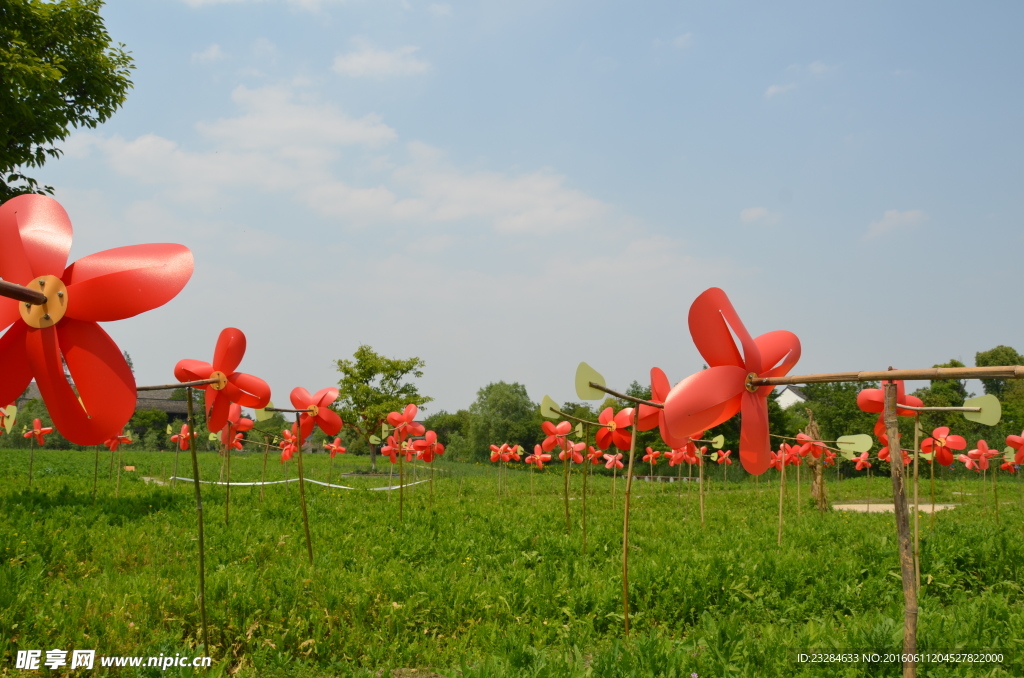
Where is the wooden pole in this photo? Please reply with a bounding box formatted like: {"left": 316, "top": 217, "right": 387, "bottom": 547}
{"left": 27, "top": 437, "right": 35, "bottom": 488}
{"left": 582, "top": 426, "right": 589, "bottom": 555}
{"left": 294, "top": 413, "right": 314, "bottom": 564}
{"left": 913, "top": 416, "right": 921, "bottom": 592}
{"left": 115, "top": 445, "right": 123, "bottom": 497}
{"left": 620, "top": 410, "right": 640, "bottom": 638}
{"left": 884, "top": 383, "right": 918, "bottom": 678}
{"left": 224, "top": 430, "right": 231, "bottom": 526}
{"left": 260, "top": 438, "right": 269, "bottom": 503}
{"left": 562, "top": 448, "right": 571, "bottom": 534}
{"left": 993, "top": 460, "right": 999, "bottom": 524}
{"left": 777, "top": 454, "right": 785, "bottom": 546}
{"left": 92, "top": 447, "right": 100, "bottom": 501}
{"left": 698, "top": 450, "right": 705, "bottom": 528}
{"left": 0, "top": 279, "right": 48, "bottom": 304}
{"left": 137, "top": 377, "right": 221, "bottom": 391}
{"left": 185, "top": 388, "right": 210, "bottom": 655}
{"left": 754, "top": 365, "right": 1024, "bottom": 387}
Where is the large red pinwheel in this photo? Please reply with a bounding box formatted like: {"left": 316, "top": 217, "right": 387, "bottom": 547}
{"left": 663, "top": 287, "right": 801, "bottom": 475}
{"left": 387, "top": 404, "right": 424, "bottom": 442}
{"left": 595, "top": 407, "right": 634, "bottom": 451}
{"left": 920, "top": 426, "right": 967, "bottom": 467}
{"left": 413, "top": 430, "right": 445, "bottom": 463}
{"left": 856, "top": 378, "right": 923, "bottom": 437}
{"left": 637, "top": 368, "right": 689, "bottom": 448}
{"left": 1006, "top": 431, "right": 1024, "bottom": 465}
{"left": 290, "top": 387, "right": 343, "bottom": 438}
{"left": 0, "top": 195, "right": 194, "bottom": 445}
{"left": 174, "top": 328, "right": 271, "bottom": 434}
{"left": 24, "top": 418, "right": 53, "bottom": 446}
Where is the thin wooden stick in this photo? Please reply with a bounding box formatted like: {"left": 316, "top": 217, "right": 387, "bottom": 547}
{"left": 260, "top": 439, "right": 269, "bottom": 503}
{"left": 115, "top": 445, "right": 123, "bottom": 497}
{"left": 753, "top": 365, "right": 1024, "bottom": 387}
{"left": 699, "top": 451, "right": 705, "bottom": 528}
{"left": 0, "top": 279, "right": 47, "bottom": 304}
{"left": 913, "top": 415, "right": 921, "bottom": 592}
{"left": 620, "top": 408, "right": 640, "bottom": 638}
{"left": 993, "top": 460, "right": 999, "bottom": 524}
{"left": 884, "top": 383, "right": 918, "bottom": 678}
{"left": 586, "top": 382, "right": 662, "bottom": 408}
{"left": 185, "top": 389, "right": 210, "bottom": 655}
{"left": 224, "top": 430, "right": 231, "bottom": 526}
{"left": 137, "top": 377, "right": 221, "bottom": 391}
{"left": 27, "top": 437, "right": 35, "bottom": 488}
{"left": 581, "top": 426, "right": 589, "bottom": 555}
{"left": 92, "top": 446, "right": 100, "bottom": 501}
{"left": 294, "top": 413, "right": 314, "bottom": 564}
{"left": 797, "top": 461, "right": 801, "bottom": 516}
{"left": 562, "top": 448, "right": 571, "bottom": 534}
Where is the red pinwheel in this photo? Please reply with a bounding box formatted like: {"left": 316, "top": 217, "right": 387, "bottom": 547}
{"left": 0, "top": 195, "right": 194, "bottom": 445}
{"left": 603, "top": 452, "right": 624, "bottom": 470}
{"left": 104, "top": 433, "right": 132, "bottom": 452}
{"left": 795, "top": 433, "right": 823, "bottom": 459}
{"left": 291, "top": 387, "right": 343, "bottom": 439}
{"left": 637, "top": 367, "right": 690, "bottom": 448}
{"left": 24, "top": 418, "right": 53, "bottom": 446}
{"left": 508, "top": 444, "right": 522, "bottom": 462}
{"left": 225, "top": 432, "right": 245, "bottom": 451}
{"left": 559, "top": 441, "right": 584, "bottom": 464}
{"left": 663, "top": 287, "right": 801, "bottom": 475}
{"left": 387, "top": 404, "right": 423, "bottom": 442}
{"left": 413, "top": 430, "right": 445, "bottom": 463}
{"left": 174, "top": 328, "right": 270, "bottom": 434}
{"left": 595, "top": 407, "right": 634, "bottom": 451}
{"left": 854, "top": 451, "right": 871, "bottom": 471}
{"left": 769, "top": 449, "right": 784, "bottom": 471}
{"left": 324, "top": 438, "right": 347, "bottom": 458}
{"left": 541, "top": 421, "right": 571, "bottom": 452}
{"left": 223, "top": 402, "right": 254, "bottom": 438}
{"left": 716, "top": 450, "right": 733, "bottom": 465}
{"left": 642, "top": 447, "right": 662, "bottom": 464}
{"left": 586, "top": 445, "right": 603, "bottom": 465}
{"left": 1006, "top": 431, "right": 1024, "bottom": 465}
{"left": 957, "top": 453, "right": 979, "bottom": 472}
{"left": 967, "top": 440, "right": 997, "bottom": 471}
{"left": 490, "top": 444, "right": 511, "bottom": 463}
{"left": 878, "top": 435, "right": 911, "bottom": 466}
{"left": 279, "top": 426, "right": 298, "bottom": 462}
{"left": 920, "top": 426, "right": 967, "bottom": 467}
{"left": 381, "top": 435, "right": 400, "bottom": 464}
{"left": 1001, "top": 460, "right": 1016, "bottom": 473}
{"left": 170, "top": 424, "right": 191, "bottom": 451}
{"left": 526, "top": 444, "right": 552, "bottom": 470}
{"left": 856, "top": 378, "right": 923, "bottom": 437}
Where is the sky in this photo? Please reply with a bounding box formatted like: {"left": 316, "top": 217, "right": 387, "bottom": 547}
{"left": 30, "top": 0, "right": 1024, "bottom": 416}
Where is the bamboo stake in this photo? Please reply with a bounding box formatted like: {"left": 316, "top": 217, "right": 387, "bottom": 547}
{"left": 698, "top": 450, "right": 705, "bottom": 528}
{"left": 913, "top": 416, "right": 921, "bottom": 592}
{"left": 294, "top": 413, "right": 314, "bottom": 564}
{"left": 884, "top": 383, "right": 918, "bottom": 678}
{"left": 620, "top": 407, "right": 640, "bottom": 638}
{"left": 399, "top": 451, "right": 405, "bottom": 522}
{"left": 754, "top": 365, "right": 1024, "bottom": 386}
{"left": 611, "top": 463, "right": 617, "bottom": 510}
{"left": 172, "top": 441, "right": 180, "bottom": 489}
{"left": 993, "top": 461, "right": 999, "bottom": 525}
{"left": 224, "top": 430, "right": 231, "bottom": 526}
{"left": 185, "top": 389, "right": 210, "bottom": 655}
{"left": 866, "top": 467, "right": 871, "bottom": 513}
{"left": 562, "top": 447, "right": 571, "bottom": 534}
{"left": 115, "top": 445, "right": 123, "bottom": 497}
{"left": 27, "top": 437, "right": 35, "bottom": 488}
{"left": 777, "top": 454, "right": 786, "bottom": 546}
{"left": 797, "top": 461, "right": 801, "bottom": 516}
{"left": 92, "top": 447, "right": 100, "bottom": 501}
{"left": 260, "top": 440, "right": 269, "bottom": 503}
{"left": 582, "top": 426, "right": 589, "bottom": 555}
{"left": 929, "top": 456, "right": 936, "bottom": 529}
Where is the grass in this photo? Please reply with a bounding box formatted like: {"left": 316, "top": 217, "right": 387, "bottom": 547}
{"left": 1, "top": 448, "right": 1023, "bottom": 677}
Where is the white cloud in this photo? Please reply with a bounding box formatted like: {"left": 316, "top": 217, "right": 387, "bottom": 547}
{"left": 740, "top": 207, "right": 780, "bottom": 225}
{"left": 332, "top": 40, "right": 431, "bottom": 78}
{"left": 807, "top": 60, "right": 829, "bottom": 76}
{"left": 428, "top": 3, "right": 452, "bottom": 15}
{"left": 764, "top": 83, "right": 797, "bottom": 99}
{"left": 864, "top": 210, "right": 928, "bottom": 240}
{"left": 672, "top": 33, "right": 693, "bottom": 49}
{"left": 191, "top": 44, "right": 225, "bottom": 64}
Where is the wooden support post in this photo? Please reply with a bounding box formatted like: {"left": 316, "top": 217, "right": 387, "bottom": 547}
{"left": 884, "top": 383, "right": 917, "bottom": 678}
{"left": 186, "top": 389, "right": 210, "bottom": 655}
{"left": 620, "top": 411, "right": 639, "bottom": 638}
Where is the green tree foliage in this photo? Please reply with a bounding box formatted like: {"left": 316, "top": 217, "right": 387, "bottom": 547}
{"left": 334, "top": 345, "right": 432, "bottom": 469}
{"left": 1, "top": 0, "right": 134, "bottom": 200}
{"left": 975, "top": 345, "right": 1024, "bottom": 399}
{"left": 796, "top": 381, "right": 881, "bottom": 443}
{"left": 466, "top": 382, "right": 541, "bottom": 461}
{"left": 127, "top": 408, "right": 167, "bottom": 445}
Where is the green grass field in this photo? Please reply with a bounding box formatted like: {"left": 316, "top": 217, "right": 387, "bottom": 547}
{"left": 1, "top": 447, "right": 1023, "bottom": 677}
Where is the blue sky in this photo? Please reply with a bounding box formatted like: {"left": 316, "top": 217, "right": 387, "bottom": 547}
{"left": 34, "top": 0, "right": 1024, "bottom": 415}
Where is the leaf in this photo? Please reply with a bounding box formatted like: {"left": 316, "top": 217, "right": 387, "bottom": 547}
{"left": 2, "top": 404, "right": 17, "bottom": 434}
{"left": 166, "top": 424, "right": 173, "bottom": 434}
{"left": 575, "top": 362, "right": 606, "bottom": 401}
{"left": 208, "top": 432, "right": 219, "bottom": 441}
{"left": 368, "top": 435, "right": 381, "bottom": 445}
{"left": 574, "top": 423, "right": 583, "bottom": 439}
{"left": 540, "top": 395, "right": 559, "bottom": 419}
{"left": 255, "top": 402, "right": 275, "bottom": 422}
{"left": 711, "top": 434, "right": 725, "bottom": 449}
{"left": 963, "top": 394, "right": 1001, "bottom": 426}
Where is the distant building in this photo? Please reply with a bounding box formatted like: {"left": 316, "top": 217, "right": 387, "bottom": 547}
{"left": 775, "top": 385, "right": 808, "bottom": 410}
{"left": 17, "top": 382, "right": 189, "bottom": 418}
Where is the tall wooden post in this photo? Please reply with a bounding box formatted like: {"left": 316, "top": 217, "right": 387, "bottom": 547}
{"left": 884, "top": 383, "right": 917, "bottom": 678}
{"left": 186, "top": 388, "right": 210, "bottom": 654}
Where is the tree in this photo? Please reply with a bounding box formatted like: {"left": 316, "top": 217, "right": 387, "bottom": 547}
{"left": 466, "top": 382, "right": 540, "bottom": 461}
{"left": 334, "top": 345, "right": 431, "bottom": 471}
{"left": 975, "top": 345, "right": 1024, "bottom": 399}
{"left": 1, "top": 0, "right": 134, "bottom": 201}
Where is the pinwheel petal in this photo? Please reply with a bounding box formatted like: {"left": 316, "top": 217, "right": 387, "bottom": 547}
{"left": 236, "top": 418, "right": 254, "bottom": 432}
{"left": 207, "top": 392, "right": 232, "bottom": 433}
{"left": 227, "top": 372, "right": 271, "bottom": 408}
{"left": 857, "top": 389, "right": 884, "bottom": 414}
{"left": 0, "top": 195, "right": 73, "bottom": 284}
{"left": 404, "top": 403, "right": 418, "bottom": 420}
{"left": 0, "top": 297, "right": 18, "bottom": 333}
{"left": 0, "top": 323, "right": 33, "bottom": 408}
{"left": 1007, "top": 435, "right": 1024, "bottom": 450}
{"left": 26, "top": 319, "right": 135, "bottom": 445}
{"left": 290, "top": 387, "right": 314, "bottom": 410}
{"left": 211, "top": 327, "right": 247, "bottom": 374}
{"left": 752, "top": 330, "right": 801, "bottom": 395}
{"left": 936, "top": 448, "right": 953, "bottom": 467}
{"left": 174, "top": 358, "right": 214, "bottom": 383}
{"left": 896, "top": 394, "right": 924, "bottom": 417}
{"left": 663, "top": 365, "right": 746, "bottom": 441}
{"left": 946, "top": 435, "right": 967, "bottom": 450}
{"left": 688, "top": 287, "right": 761, "bottom": 373}
{"left": 314, "top": 387, "right": 339, "bottom": 409}
{"left": 738, "top": 391, "right": 771, "bottom": 475}
{"left": 650, "top": 367, "right": 671, "bottom": 402}
{"left": 316, "top": 408, "right": 343, "bottom": 436}
{"left": 657, "top": 416, "right": 690, "bottom": 450}
{"left": 63, "top": 244, "right": 193, "bottom": 321}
